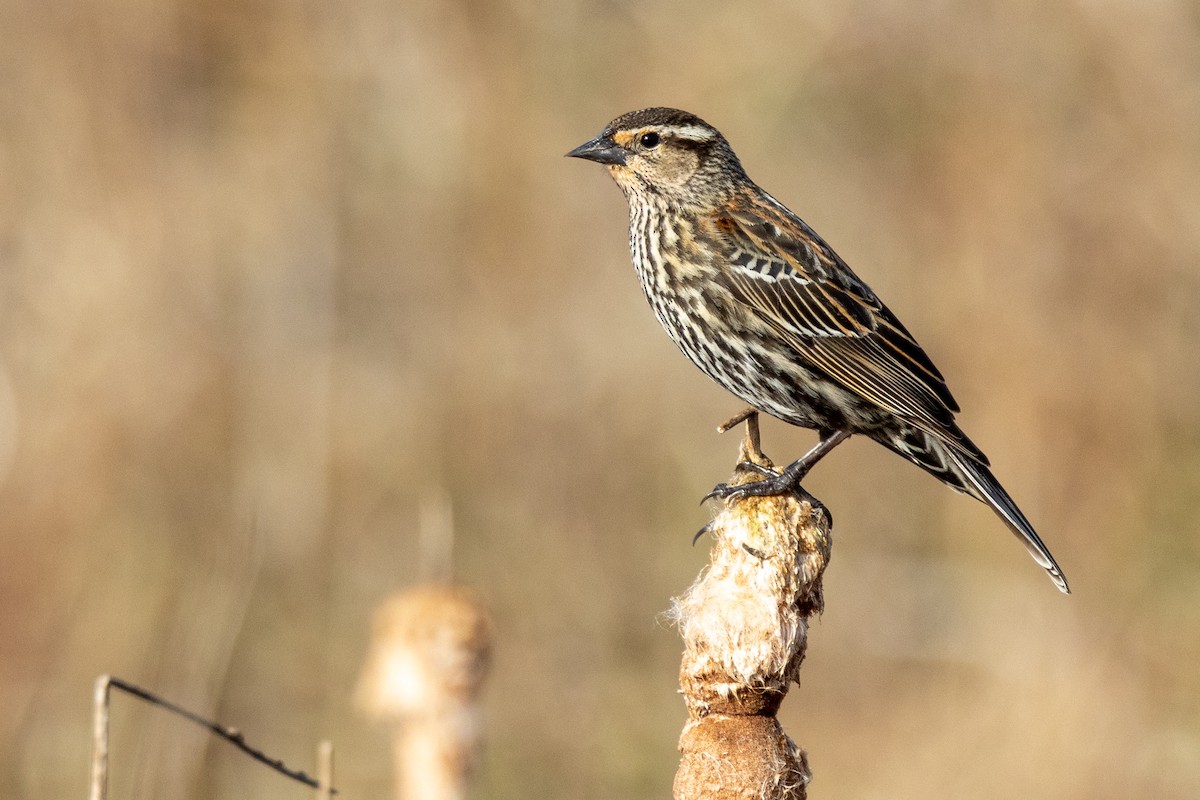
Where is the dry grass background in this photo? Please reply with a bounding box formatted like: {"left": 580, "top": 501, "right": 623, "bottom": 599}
{"left": 2, "top": 0, "right": 1199, "bottom": 797}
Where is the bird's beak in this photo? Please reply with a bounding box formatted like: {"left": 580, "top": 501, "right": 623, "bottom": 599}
{"left": 565, "top": 133, "right": 627, "bottom": 166}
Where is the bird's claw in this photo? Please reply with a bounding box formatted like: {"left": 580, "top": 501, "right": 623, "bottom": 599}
{"left": 741, "top": 543, "right": 768, "bottom": 560}
{"left": 701, "top": 482, "right": 747, "bottom": 504}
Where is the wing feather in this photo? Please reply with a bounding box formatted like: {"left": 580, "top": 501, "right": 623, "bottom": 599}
{"left": 706, "top": 198, "right": 979, "bottom": 457}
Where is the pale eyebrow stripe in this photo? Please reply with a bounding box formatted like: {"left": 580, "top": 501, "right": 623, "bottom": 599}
{"left": 665, "top": 125, "right": 717, "bottom": 141}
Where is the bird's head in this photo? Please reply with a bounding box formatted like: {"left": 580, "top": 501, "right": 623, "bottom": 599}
{"left": 566, "top": 107, "right": 746, "bottom": 206}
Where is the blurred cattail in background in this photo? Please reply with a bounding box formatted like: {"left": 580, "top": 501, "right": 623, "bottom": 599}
{"left": 356, "top": 585, "right": 491, "bottom": 800}
{"left": 356, "top": 493, "right": 491, "bottom": 800}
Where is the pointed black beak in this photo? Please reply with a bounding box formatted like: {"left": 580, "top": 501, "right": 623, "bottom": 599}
{"left": 565, "top": 133, "right": 627, "bottom": 166}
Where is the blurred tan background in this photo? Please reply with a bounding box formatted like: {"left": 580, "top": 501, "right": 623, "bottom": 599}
{"left": 2, "top": 0, "right": 1199, "bottom": 797}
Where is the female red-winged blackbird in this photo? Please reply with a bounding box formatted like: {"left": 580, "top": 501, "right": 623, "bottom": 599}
{"left": 568, "top": 107, "right": 1068, "bottom": 593}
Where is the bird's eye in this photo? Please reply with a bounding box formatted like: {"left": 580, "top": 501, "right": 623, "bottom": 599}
{"left": 639, "top": 132, "right": 661, "bottom": 149}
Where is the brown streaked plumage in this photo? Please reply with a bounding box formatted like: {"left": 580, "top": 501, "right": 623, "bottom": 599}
{"left": 567, "top": 107, "right": 1069, "bottom": 593}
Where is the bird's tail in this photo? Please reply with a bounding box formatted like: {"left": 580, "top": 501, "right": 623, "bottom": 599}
{"left": 881, "top": 427, "right": 1070, "bottom": 594}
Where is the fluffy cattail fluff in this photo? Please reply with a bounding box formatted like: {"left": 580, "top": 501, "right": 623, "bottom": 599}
{"left": 669, "top": 433, "right": 831, "bottom": 800}
{"left": 356, "top": 585, "right": 492, "bottom": 800}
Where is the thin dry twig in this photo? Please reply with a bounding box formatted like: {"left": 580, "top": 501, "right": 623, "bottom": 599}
{"left": 88, "top": 674, "right": 336, "bottom": 798}
{"left": 315, "top": 740, "right": 334, "bottom": 800}
{"left": 89, "top": 676, "right": 110, "bottom": 800}
{"left": 718, "top": 408, "right": 773, "bottom": 469}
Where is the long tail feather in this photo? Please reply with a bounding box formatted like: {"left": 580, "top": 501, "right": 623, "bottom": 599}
{"left": 882, "top": 428, "right": 1070, "bottom": 593}
{"left": 945, "top": 447, "right": 1070, "bottom": 593}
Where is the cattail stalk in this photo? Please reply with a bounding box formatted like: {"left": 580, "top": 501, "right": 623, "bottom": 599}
{"left": 671, "top": 414, "right": 831, "bottom": 800}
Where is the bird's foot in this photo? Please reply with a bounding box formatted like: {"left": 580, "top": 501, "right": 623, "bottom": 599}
{"left": 699, "top": 459, "right": 783, "bottom": 504}
{"left": 734, "top": 461, "right": 776, "bottom": 478}
{"left": 702, "top": 470, "right": 832, "bottom": 525}
{"left": 702, "top": 467, "right": 798, "bottom": 504}
{"left": 702, "top": 429, "right": 851, "bottom": 505}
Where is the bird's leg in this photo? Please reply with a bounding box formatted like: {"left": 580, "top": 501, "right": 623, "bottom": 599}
{"left": 771, "top": 428, "right": 850, "bottom": 489}
{"left": 705, "top": 429, "right": 851, "bottom": 502}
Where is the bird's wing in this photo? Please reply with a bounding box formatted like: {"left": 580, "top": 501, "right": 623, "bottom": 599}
{"left": 705, "top": 199, "right": 986, "bottom": 461}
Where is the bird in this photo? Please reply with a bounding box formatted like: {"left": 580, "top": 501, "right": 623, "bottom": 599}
{"left": 566, "top": 107, "right": 1069, "bottom": 593}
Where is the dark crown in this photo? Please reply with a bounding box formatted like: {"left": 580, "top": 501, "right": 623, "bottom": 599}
{"left": 607, "top": 107, "right": 717, "bottom": 136}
